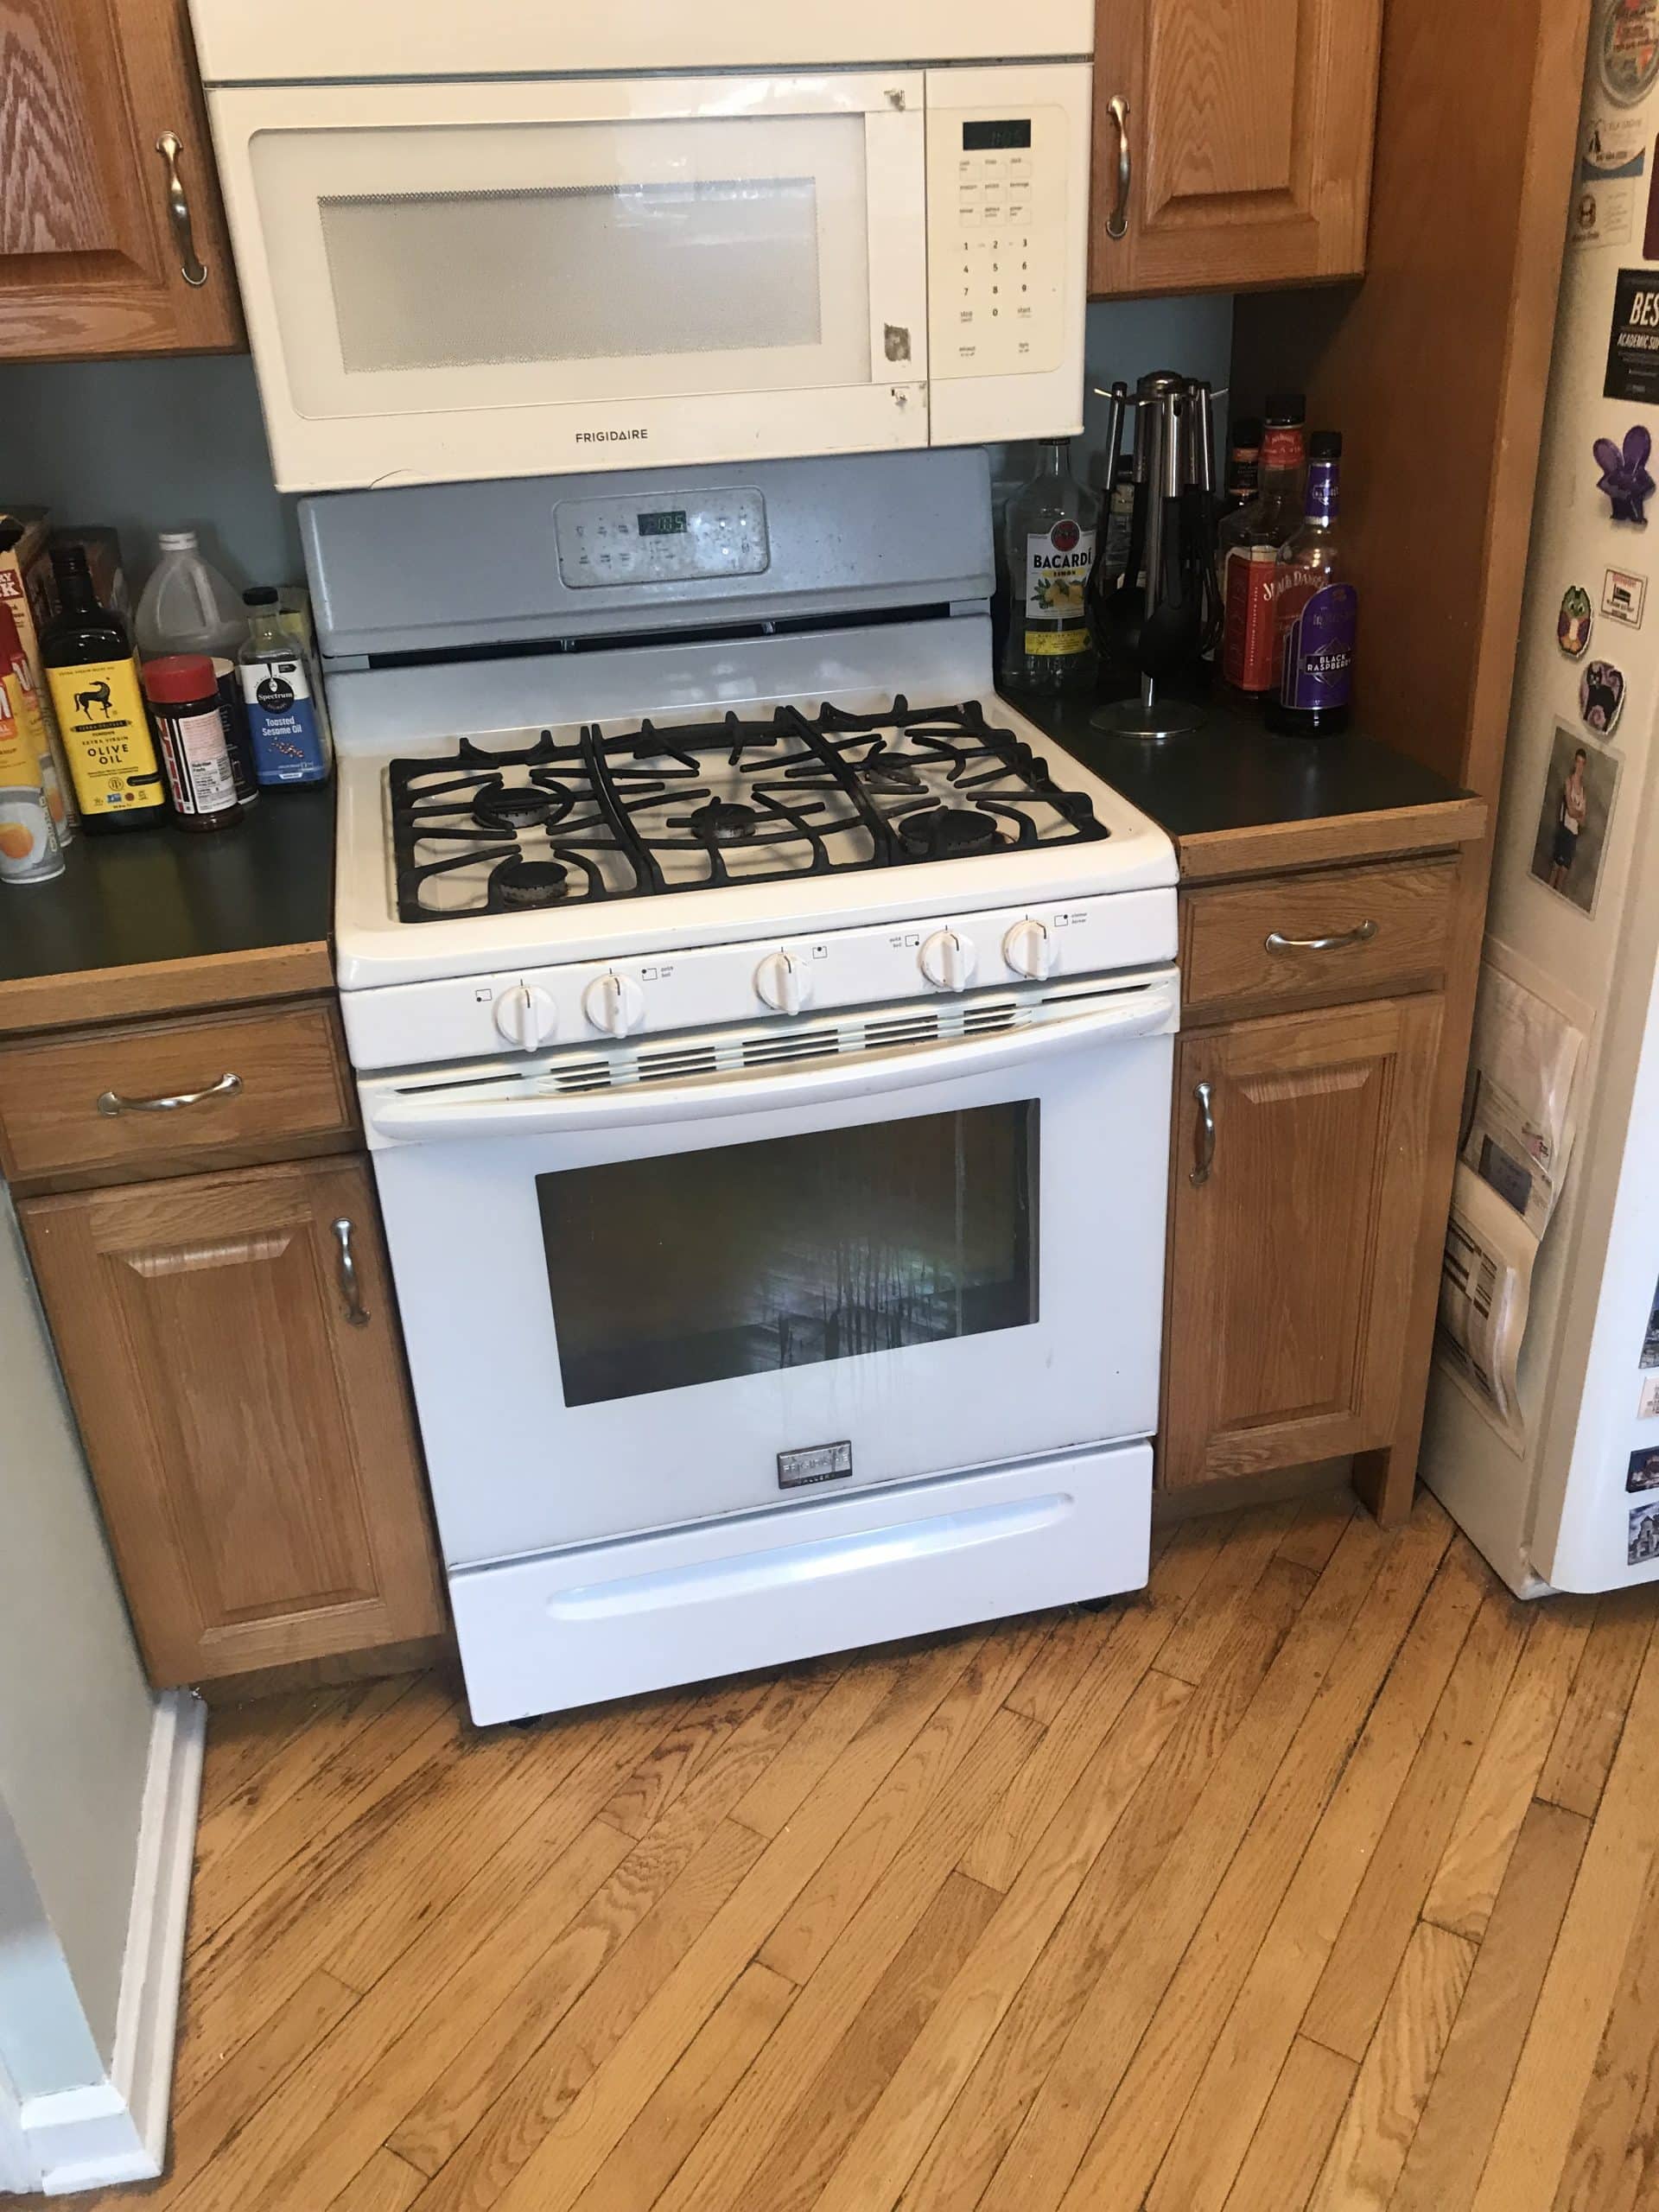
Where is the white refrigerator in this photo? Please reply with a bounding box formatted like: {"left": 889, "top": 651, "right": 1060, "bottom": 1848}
{"left": 1421, "top": 2, "right": 1659, "bottom": 1595}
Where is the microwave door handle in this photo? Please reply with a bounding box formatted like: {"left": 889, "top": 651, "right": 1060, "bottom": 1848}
{"left": 366, "top": 982, "right": 1178, "bottom": 1144}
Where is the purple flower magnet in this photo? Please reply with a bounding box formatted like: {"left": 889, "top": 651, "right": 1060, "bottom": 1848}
{"left": 1595, "top": 424, "right": 1656, "bottom": 525}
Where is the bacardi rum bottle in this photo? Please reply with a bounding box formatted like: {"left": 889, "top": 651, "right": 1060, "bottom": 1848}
{"left": 999, "top": 440, "right": 1098, "bottom": 696}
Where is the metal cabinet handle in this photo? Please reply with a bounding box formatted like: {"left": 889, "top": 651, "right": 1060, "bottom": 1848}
{"left": 332, "top": 1217, "right": 370, "bottom": 1327}
{"left": 96, "top": 1071, "right": 240, "bottom": 1116}
{"left": 1191, "top": 1079, "right": 1216, "bottom": 1185}
{"left": 1264, "top": 920, "right": 1378, "bottom": 954}
{"left": 155, "top": 133, "right": 209, "bottom": 288}
{"left": 1105, "top": 95, "right": 1131, "bottom": 240}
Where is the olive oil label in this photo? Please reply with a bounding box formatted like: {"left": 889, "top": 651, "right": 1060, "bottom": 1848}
{"left": 1022, "top": 522, "right": 1095, "bottom": 656}
{"left": 46, "top": 657, "right": 166, "bottom": 817}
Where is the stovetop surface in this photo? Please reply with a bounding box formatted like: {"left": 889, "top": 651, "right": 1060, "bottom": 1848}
{"left": 388, "top": 696, "right": 1107, "bottom": 925}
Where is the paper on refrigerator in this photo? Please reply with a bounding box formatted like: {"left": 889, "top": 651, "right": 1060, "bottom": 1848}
{"left": 1435, "top": 957, "right": 1586, "bottom": 1438}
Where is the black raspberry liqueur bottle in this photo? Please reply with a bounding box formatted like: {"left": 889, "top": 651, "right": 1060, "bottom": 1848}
{"left": 1268, "top": 431, "right": 1357, "bottom": 738}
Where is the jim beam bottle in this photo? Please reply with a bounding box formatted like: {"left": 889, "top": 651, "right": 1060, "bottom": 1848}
{"left": 1220, "top": 393, "right": 1306, "bottom": 698}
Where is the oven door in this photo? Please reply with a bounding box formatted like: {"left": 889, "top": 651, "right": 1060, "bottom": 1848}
{"left": 362, "top": 970, "right": 1177, "bottom": 1567}
{"left": 206, "top": 74, "right": 927, "bottom": 492}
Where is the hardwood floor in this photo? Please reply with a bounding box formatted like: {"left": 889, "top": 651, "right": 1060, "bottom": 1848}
{"left": 61, "top": 1491, "right": 1659, "bottom": 2212}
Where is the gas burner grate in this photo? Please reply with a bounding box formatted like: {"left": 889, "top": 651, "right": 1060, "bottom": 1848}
{"left": 387, "top": 697, "right": 1106, "bottom": 922}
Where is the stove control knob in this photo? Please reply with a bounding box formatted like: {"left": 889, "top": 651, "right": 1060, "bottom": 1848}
{"left": 493, "top": 983, "right": 556, "bottom": 1052}
{"left": 755, "top": 950, "right": 811, "bottom": 1016}
{"left": 920, "top": 928, "right": 976, "bottom": 993}
{"left": 582, "top": 971, "right": 645, "bottom": 1038}
{"left": 1003, "top": 918, "right": 1058, "bottom": 982}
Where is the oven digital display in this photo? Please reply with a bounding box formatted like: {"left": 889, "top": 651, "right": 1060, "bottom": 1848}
{"left": 963, "top": 119, "right": 1033, "bottom": 150}
{"left": 537, "top": 1102, "right": 1039, "bottom": 1408}
{"left": 637, "top": 510, "right": 689, "bottom": 537}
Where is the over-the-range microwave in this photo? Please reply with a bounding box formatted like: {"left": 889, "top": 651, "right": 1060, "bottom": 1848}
{"left": 188, "top": 0, "right": 1094, "bottom": 493}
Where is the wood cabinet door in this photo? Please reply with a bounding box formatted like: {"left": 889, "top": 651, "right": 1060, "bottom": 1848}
{"left": 0, "top": 0, "right": 242, "bottom": 359}
{"left": 1090, "top": 0, "right": 1383, "bottom": 297}
{"left": 21, "top": 1156, "right": 444, "bottom": 1685}
{"left": 1160, "top": 994, "right": 1442, "bottom": 1490}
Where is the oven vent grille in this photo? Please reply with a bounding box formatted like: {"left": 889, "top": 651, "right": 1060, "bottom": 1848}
{"left": 544, "top": 997, "right": 1026, "bottom": 1096}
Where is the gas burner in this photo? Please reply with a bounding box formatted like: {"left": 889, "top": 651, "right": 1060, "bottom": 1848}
{"left": 896, "top": 804, "right": 1006, "bottom": 860}
{"left": 473, "top": 783, "right": 563, "bottom": 834}
{"left": 857, "top": 750, "right": 927, "bottom": 794}
{"left": 491, "top": 857, "right": 570, "bottom": 909}
{"left": 681, "top": 798, "right": 760, "bottom": 846}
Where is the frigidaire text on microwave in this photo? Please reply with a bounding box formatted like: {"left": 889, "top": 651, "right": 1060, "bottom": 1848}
{"left": 188, "top": 0, "right": 1094, "bottom": 492}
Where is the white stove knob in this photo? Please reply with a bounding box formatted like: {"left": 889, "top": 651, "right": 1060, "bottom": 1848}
{"left": 582, "top": 971, "right": 645, "bottom": 1038}
{"left": 920, "top": 928, "right": 976, "bottom": 993}
{"left": 1003, "top": 918, "right": 1058, "bottom": 981}
{"left": 493, "top": 982, "right": 556, "bottom": 1052}
{"left": 755, "top": 950, "right": 811, "bottom": 1015}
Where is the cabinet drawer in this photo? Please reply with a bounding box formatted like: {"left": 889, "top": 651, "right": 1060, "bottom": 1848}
{"left": 1180, "top": 857, "right": 1457, "bottom": 1021}
{"left": 0, "top": 1001, "right": 356, "bottom": 1190}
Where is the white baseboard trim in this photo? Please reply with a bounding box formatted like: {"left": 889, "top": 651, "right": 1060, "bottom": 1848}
{"left": 18, "top": 1692, "right": 205, "bottom": 2197}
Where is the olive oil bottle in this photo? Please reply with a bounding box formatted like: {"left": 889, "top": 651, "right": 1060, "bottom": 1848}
{"left": 42, "top": 543, "right": 167, "bottom": 834}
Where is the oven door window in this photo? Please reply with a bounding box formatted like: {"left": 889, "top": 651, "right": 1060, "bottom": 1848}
{"left": 537, "top": 1103, "right": 1038, "bottom": 1408}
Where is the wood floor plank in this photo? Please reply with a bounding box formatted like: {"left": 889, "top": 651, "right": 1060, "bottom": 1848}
{"left": 1301, "top": 1580, "right": 1529, "bottom": 2062}
{"left": 1423, "top": 1599, "right": 1592, "bottom": 1940}
{"left": 734, "top": 1872, "right": 1004, "bottom": 2212}
{"left": 1154, "top": 1504, "right": 1300, "bottom": 1688}
{"left": 894, "top": 1552, "right": 1315, "bottom": 2212}
{"left": 1390, "top": 1798, "right": 1590, "bottom": 2212}
{"left": 1537, "top": 1590, "right": 1656, "bottom": 1819}
{"left": 1141, "top": 1522, "right": 1486, "bottom": 2212}
{"left": 1471, "top": 1630, "right": 1659, "bottom": 2212}
{"left": 469, "top": 1706, "right": 1042, "bottom": 2212}
{"left": 1551, "top": 1846, "right": 1659, "bottom": 2212}
{"left": 1304, "top": 1919, "right": 1476, "bottom": 2212}
{"left": 329, "top": 2149, "right": 430, "bottom": 2212}
{"left": 196, "top": 1682, "right": 356, "bottom": 1819}
{"left": 566, "top": 1964, "right": 795, "bottom": 2212}
{"left": 726, "top": 1654, "right": 910, "bottom": 1838}
{"left": 1276, "top": 1493, "right": 1359, "bottom": 1578}
{"left": 1000, "top": 1524, "right": 1212, "bottom": 1728}
{"left": 976, "top": 1522, "right": 1389, "bottom": 2212}
{"left": 597, "top": 1678, "right": 774, "bottom": 1840}
{"left": 1219, "top": 2037, "right": 1356, "bottom": 2212}
{"left": 1050, "top": 1498, "right": 1449, "bottom": 2212}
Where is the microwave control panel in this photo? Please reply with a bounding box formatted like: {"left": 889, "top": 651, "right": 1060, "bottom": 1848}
{"left": 554, "top": 487, "right": 771, "bottom": 588}
{"left": 927, "top": 99, "right": 1068, "bottom": 384}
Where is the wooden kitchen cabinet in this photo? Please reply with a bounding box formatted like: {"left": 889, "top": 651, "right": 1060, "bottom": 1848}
{"left": 0, "top": 0, "right": 242, "bottom": 359}
{"left": 1160, "top": 992, "right": 1441, "bottom": 1491}
{"left": 1090, "top": 0, "right": 1383, "bottom": 297}
{"left": 20, "top": 1153, "right": 443, "bottom": 1686}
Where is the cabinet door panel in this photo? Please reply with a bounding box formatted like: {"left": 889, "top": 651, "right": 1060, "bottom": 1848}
{"left": 21, "top": 1156, "right": 442, "bottom": 1684}
{"left": 1091, "top": 0, "right": 1382, "bottom": 296}
{"left": 0, "top": 0, "right": 242, "bottom": 358}
{"left": 1161, "top": 995, "right": 1441, "bottom": 1489}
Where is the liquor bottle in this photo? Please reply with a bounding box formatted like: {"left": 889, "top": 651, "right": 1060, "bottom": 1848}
{"left": 999, "top": 440, "right": 1098, "bottom": 696}
{"left": 41, "top": 544, "right": 168, "bottom": 834}
{"left": 1219, "top": 393, "right": 1306, "bottom": 698}
{"left": 1268, "top": 431, "right": 1357, "bottom": 737}
{"left": 1218, "top": 416, "right": 1262, "bottom": 520}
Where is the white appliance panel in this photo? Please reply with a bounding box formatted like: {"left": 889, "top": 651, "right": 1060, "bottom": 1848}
{"left": 449, "top": 1442, "right": 1149, "bottom": 1724}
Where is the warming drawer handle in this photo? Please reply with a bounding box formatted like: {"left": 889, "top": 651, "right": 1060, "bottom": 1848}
{"left": 364, "top": 981, "right": 1180, "bottom": 1145}
{"left": 331, "top": 1217, "right": 371, "bottom": 1327}
{"left": 155, "top": 133, "right": 209, "bottom": 288}
{"left": 1191, "top": 1079, "right": 1216, "bottom": 1186}
{"left": 96, "top": 1071, "right": 241, "bottom": 1116}
{"left": 1104, "top": 96, "right": 1132, "bottom": 241}
{"left": 1265, "top": 919, "right": 1378, "bottom": 954}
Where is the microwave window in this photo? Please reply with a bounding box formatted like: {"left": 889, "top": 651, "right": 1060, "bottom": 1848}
{"left": 317, "top": 176, "right": 824, "bottom": 377}
{"left": 537, "top": 1103, "right": 1038, "bottom": 1408}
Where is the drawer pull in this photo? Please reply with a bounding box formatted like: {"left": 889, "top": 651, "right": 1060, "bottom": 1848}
{"left": 96, "top": 1071, "right": 242, "bottom": 1117}
{"left": 1191, "top": 1079, "right": 1216, "bottom": 1186}
{"left": 332, "top": 1217, "right": 370, "bottom": 1327}
{"left": 1264, "top": 920, "right": 1378, "bottom": 955}
{"left": 155, "top": 132, "right": 209, "bottom": 287}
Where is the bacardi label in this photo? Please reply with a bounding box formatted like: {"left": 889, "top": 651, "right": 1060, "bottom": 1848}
{"left": 1023, "top": 520, "right": 1095, "bottom": 657}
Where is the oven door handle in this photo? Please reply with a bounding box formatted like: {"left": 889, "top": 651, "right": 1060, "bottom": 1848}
{"left": 366, "top": 981, "right": 1179, "bottom": 1143}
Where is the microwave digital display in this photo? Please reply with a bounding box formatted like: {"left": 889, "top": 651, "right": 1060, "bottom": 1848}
{"left": 963, "top": 119, "right": 1032, "bottom": 150}
{"left": 638, "top": 509, "right": 689, "bottom": 537}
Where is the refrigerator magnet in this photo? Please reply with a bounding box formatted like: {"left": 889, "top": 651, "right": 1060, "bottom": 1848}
{"left": 1630, "top": 1446, "right": 1659, "bottom": 1491}
{"left": 1573, "top": 180, "right": 1637, "bottom": 248}
{"left": 1630, "top": 1498, "right": 1659, "bottom": 1565}
{"left": 1599, "top": 0, "right": 1659, "bottom": 109}
{"left": 1595, "top": 423, "right": 1656, "bottom": 521}
{"left": 1644, "top": 1265, "right": 1659, "bottom": 1365}
{"left": 1580, "top": 657, "right": 1628, "bottom": 733}
{"left": 1529, "top": 722, "right": 1623, "bottom": 918}
{"left": 1603, "top": 565, "right": 1648, "bottom": 625}
{"left": 1605, "top": 271, "right": 1659, "bottom": 404}
{"left": 1559, "top": 585, "right": 1595, "bottom": 655}
{"left": 1639, "top": 1373, "right": 1659, "bottom": 1418}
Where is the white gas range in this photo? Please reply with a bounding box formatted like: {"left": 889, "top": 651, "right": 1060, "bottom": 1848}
{"left": 306, "top": 450, "right": 1179, "bottom": 1723}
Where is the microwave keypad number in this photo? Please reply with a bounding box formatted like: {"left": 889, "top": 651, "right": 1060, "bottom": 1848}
{"left": 554, "top": 489, "right": 770, "bottom": 589}
{"left": 935, "top": 111, "right": 1060, "bottom": 382}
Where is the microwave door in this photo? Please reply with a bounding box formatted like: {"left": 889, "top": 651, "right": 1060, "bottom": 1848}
{"left": 207, "top": 74, "right": 928, "bottom": 490}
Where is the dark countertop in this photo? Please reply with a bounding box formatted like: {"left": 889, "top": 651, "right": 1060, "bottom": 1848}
{"left": 0, "top": 787, "right": 334, "bottom": 1034}
{"left": 1020, "top": 689, "right": 1474, "bottom": 848}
